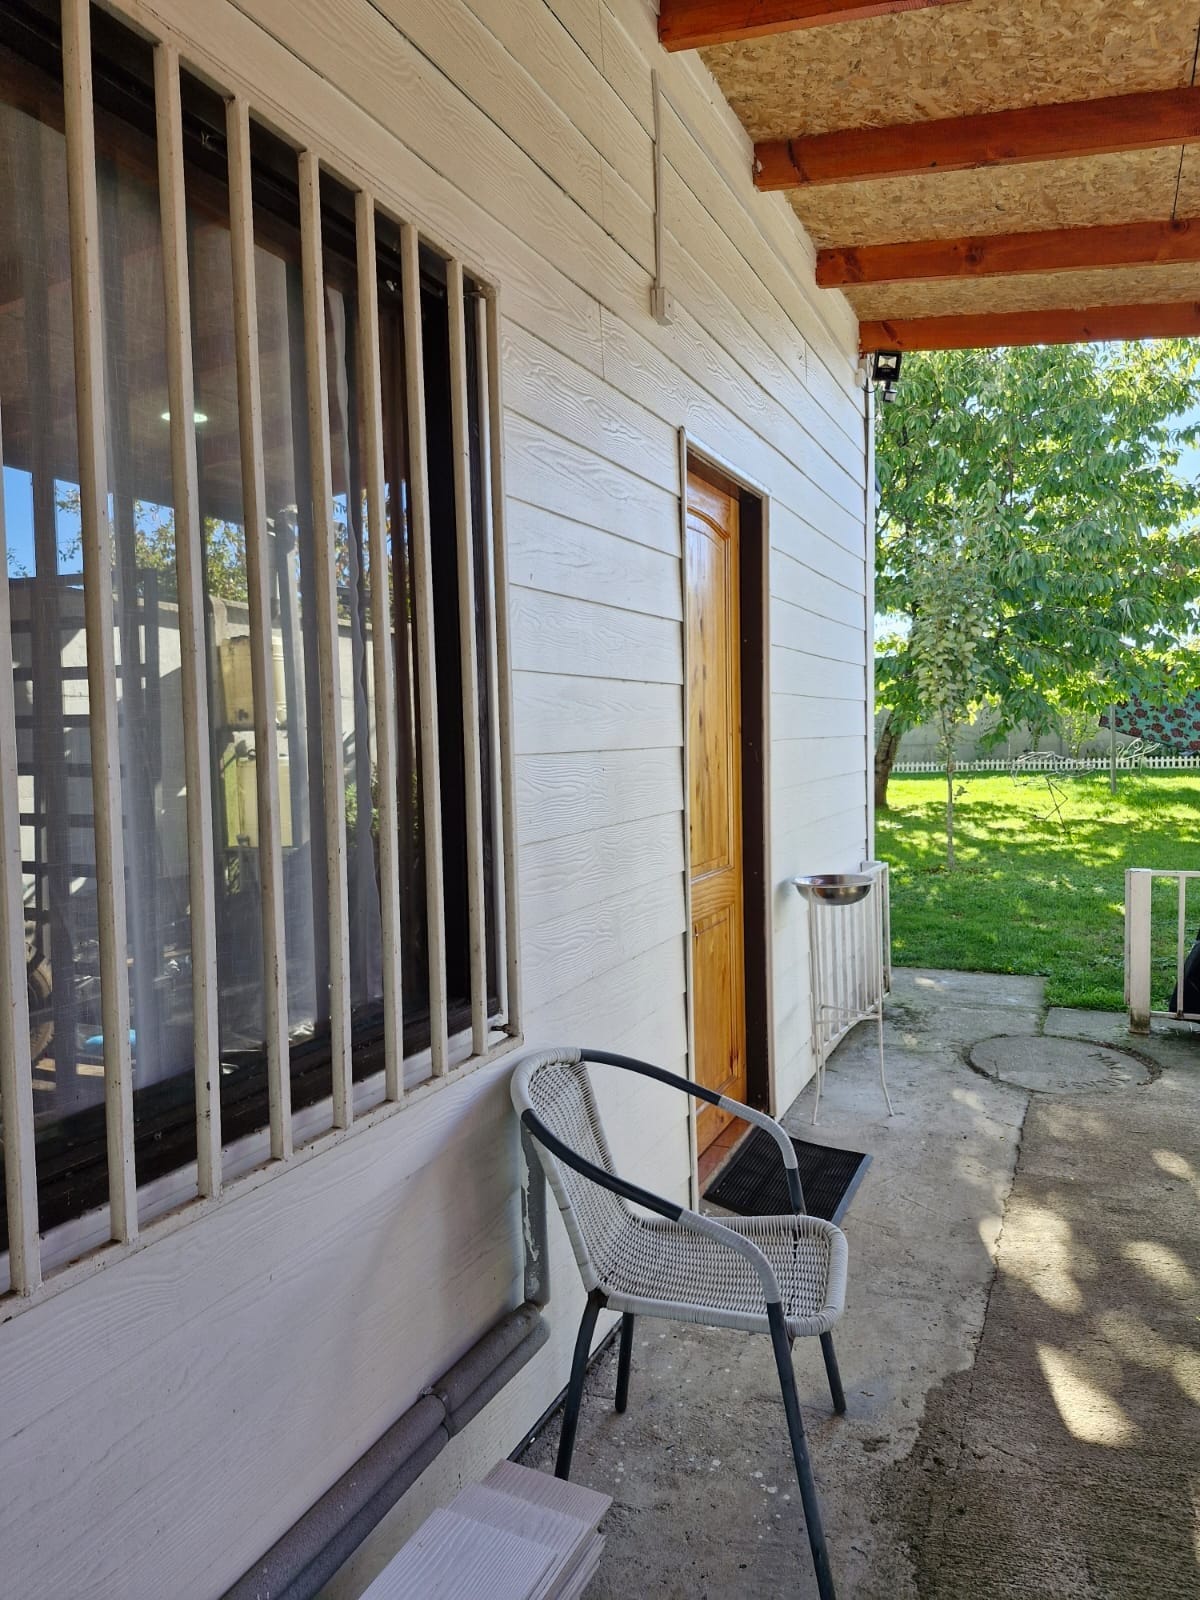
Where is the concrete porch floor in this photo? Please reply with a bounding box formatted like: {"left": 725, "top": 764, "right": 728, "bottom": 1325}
{"left": 519, "top": 969, "right": 1200, "bottom": 1598}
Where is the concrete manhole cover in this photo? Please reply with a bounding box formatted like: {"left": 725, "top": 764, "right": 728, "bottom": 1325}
{"left": 968, "top": 1035, "right": 1150, "bottom": 1094}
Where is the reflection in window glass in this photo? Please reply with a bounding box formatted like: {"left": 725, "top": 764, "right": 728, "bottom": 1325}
{"left": 0, "top": 11, "right": 505, "bottom": 1238}
{"left": 252, "top": 165, "right": 328, "bottom": 1050}
{"left": 184, "top": 98, "right": 266, "bottom": 1074}
{"left": 323, "top": 177, "right": 383, "bottom": 1027}
{"left": 96, "top": 78, "right": 195, "bottom": 1137}
{"left": 0, "top": 75, "right": 108, "bottom": 1170}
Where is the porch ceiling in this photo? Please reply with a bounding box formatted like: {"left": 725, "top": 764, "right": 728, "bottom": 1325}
{"left": 661, "top": 0, "right": 1200, "bottom": 350}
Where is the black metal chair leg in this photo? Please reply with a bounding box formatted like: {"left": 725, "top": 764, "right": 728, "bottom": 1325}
{"left": 615, "top": 1312, "right": 635, "bottom": 1413}
{"left": 820, "top": 1331, "right": 847, "bottom": 1416}
{"left": 769, "top": 1305, "right": 837, "bottom": 1600}
{"left": 556, "top": 1290, "right": 604, "bottom": 1480}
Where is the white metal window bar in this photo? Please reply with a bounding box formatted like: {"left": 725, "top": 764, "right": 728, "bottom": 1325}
{"left": 0, "top": 399, "right": 41, "bottom": 1295}
{"left": 227, "top": 93, "right": 293, "bottom": 1163}
{"left": 298, "top": 148, "right": 353, "bottom": 1130}
{"left": 1125, "top": 867, "right": 1200, "bottom": 1033}
{"left": 155, "top": 42, "right": 222, "bottom": 1198}
{"left": 354, "top": 190, "right": 404, "bottom": 1105}
{"left": 792, "top": 862, "right": 894, "bottom": 1125}
{"left": 485, "top": 289, "right": 522, "bottom": 1028}
{"left": 0, "top": 0, "right": 519, "bottom": 1306}
{"left": 63, "top": 0, "right": 137, "bottom": 1244}
{"left": 400, "top": 220, "right": 449, "bottom": 1078}
{"left": 447, "top": 260, "right": 488, "bottom": 1060}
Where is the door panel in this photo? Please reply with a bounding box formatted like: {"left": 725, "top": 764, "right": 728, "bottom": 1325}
{"left": 686, "top": 466, "right": 746, "bottom": 1154}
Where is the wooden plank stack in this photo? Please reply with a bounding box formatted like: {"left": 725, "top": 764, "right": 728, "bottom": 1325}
{"left": 360, "top": 1461, "right": 611, "bottom": 1599}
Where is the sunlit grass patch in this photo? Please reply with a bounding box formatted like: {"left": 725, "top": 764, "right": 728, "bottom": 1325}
{"left": 877, "top": 773, "right": 1200, "bottom": 1011}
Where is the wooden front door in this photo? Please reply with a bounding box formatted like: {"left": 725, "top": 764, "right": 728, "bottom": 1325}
{"left": 686, "top": 465, "right": 747, "bottom": 1154}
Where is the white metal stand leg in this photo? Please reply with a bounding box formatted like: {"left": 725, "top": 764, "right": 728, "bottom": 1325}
{"left": 808, "top": 912, "right": 825, "bottom": 1126}
{"left": 875, "top": 1000, "right": 894, "bottom": 1117}
{"left": 872, "top": 885, "right": 895, "bottom": 1117}
{"left": 796, "top": 867, "right": 897, "bottom": 1124}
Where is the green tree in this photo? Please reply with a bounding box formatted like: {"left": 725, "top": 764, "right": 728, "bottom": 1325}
{"left": 128, "top": 498, "right": 363, "bottom": 613}
{"left": 874, "top": 341, "right": 1200, "bottom": 810}
{"left": 53, "top": 487, "right": 249, "bottom": 602}
{"left": 901, "top": 512, "right": 990, "bottom": 864}
{"left": 131, "top": 502, "right": 250, "bottom": 603}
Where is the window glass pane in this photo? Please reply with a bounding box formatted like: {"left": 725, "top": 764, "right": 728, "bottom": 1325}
{"left": 0, "top": 25, "right": 111, "bottom": 1220}
{"left": 251, "top": 132, "right": 330, "bottom": 1056}
{"left": 322, "top": 177, "right": 383, "bottom": 1029}
{"left": 182, "top": 79, "right": 267, "bottom": 1084}
{"left": 0, "top": 14, "right": 507, "bottom": 1238}
{"left": 420, "top": 271, "right": 472, "bottom": 1021}
{"left": 375, "top": 230, "right": 430, "bottom": 1039}
{"left": 94, "top": 36, "right": 195, "bottom": 1143}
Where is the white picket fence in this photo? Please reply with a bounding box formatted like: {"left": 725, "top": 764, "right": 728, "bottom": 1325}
{"left": 895, "top": 754, "right": 1200, "bottom": 775}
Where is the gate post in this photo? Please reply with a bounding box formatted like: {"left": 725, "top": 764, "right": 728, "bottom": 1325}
{"left": 1125, "top": 869, "right": 1153, "bottom": 1034}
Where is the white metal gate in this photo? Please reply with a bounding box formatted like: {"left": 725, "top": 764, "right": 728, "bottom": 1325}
{"left": 1125, "top": 867, "right": 1200, "bottom": 1032}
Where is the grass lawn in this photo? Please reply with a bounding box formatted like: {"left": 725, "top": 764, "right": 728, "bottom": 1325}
{"left": 876, "top": 772, "right": 1200, "bottom": 1011}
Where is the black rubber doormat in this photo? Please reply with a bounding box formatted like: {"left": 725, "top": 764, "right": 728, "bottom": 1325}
{"left": 704, "top": 1128, "right": 870, "bottom": 1223}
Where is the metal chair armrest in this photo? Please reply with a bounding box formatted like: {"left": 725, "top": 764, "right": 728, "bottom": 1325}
{"left": 725, "top": 1103, "right": 806, "bottom": 1214}
{"left": 583, "top": 1050, "right": 805, "bottom": 1213}
{"left": 519, "top": 1107, "right": 783, "bottom": 1305}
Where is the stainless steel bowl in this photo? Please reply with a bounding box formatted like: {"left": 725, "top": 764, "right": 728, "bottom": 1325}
{"left": 790, "top": 872, "right": 874, "bottom": 905}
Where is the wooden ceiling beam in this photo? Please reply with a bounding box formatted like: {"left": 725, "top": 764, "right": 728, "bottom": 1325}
{"left": 658, "top": 0, "right": 966, "bottom": 51}
{"left": 756, "top": 86, "right": 1200, "bottom": 191}
{"left": 859, "top": 300, "right": 1200, "bottom": 352}
{"left": 819, "top": 216, "right": 1200, "bottom": 286}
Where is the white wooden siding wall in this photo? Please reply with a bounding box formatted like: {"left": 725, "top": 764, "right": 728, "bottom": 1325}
{"left": 0, "top": 0, "right": 867, "bottom": 1593}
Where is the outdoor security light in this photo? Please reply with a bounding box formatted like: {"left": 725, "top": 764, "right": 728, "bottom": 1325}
{"left": 870, "top": 349, "right": 902, "bottom": 404}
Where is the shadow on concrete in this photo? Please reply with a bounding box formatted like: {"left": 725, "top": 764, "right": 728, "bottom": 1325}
{"left": 884, "top": 1073, "right": 1200, "bottom": 1598}
{"left": 518, "top": 969, "right": 1198, "bottom": 1598}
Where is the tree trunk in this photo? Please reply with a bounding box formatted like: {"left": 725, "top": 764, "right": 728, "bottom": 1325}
{"left": 945, "top": 755, "right": 956, "bottom": 870}
{"left": 874, "top": 712, "right": 902, "bottom": 811}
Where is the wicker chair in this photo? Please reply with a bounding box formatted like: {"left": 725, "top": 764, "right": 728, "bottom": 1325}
{"left": 511, "top": 1047, "right": 849, "bottom": 1600}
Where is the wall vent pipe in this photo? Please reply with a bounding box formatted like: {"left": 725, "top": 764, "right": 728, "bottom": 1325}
{"left": 223, "top": 1302, "right": 549, "bottom": 1600}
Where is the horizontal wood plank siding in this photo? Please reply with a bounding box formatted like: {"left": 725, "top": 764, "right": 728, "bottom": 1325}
{"left": 0, "top": 0, "right": 869, "bottom": 1594}
{"left": 504, "top": 414, "right": 679, "bottom": 553}
{"left": 508, "top": 588, "right": 683, "bottom": 684}
{"left": 771, "top": 649, "right": 866, "bottom": 702}
{"left": 517, "top": 747, "right": 686, "bottom": 845}
{"left": 506, "top": 503, "right": 684, "bottom": 621}
{"left": 520, "top": 812, "right": 687, "bottom": 928}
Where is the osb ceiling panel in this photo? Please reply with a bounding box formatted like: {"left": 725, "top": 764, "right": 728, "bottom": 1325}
{"left": 1171, "top": 142, "right": 1200, "bottom": 211}
{"left": 699, "top": 0, "right": 1200, "bottom": 335}
{"left": 701, "top": 0, "right": 1200, "bottom": 140}
{"left": 786, "top": 149, "right": 1184, "bottom": 250}
{"left": 844, "top": 261, "right": 1200, "bottom": 321}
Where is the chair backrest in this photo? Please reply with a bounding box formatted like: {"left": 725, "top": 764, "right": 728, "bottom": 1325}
{"left": 510, "top": 1048, "right": 629, "bottom": 1293}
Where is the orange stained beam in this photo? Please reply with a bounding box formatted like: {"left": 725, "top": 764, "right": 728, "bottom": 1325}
{"left": 756, "top": 86, "right": 1200, "bottom": 190}
{"left": 819, "top": 216, "right": 1200, "bottom": 287}
{"left": 858, "top": 300, "right": 1200, "bottom": 352}
{"left": 658, "top": 0, "right": 967, "bottom": 50}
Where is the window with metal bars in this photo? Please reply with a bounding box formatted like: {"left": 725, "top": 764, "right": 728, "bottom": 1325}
{"left": 0, "top": 0, "right": 518, "bottom": 1293}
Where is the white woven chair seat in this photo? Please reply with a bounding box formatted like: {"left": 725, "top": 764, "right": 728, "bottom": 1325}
{"left": 595, "top": 1210, "right": 846, "bottom": 1338}
{"left": 516, "top": 1049, "right": 847, "bottom": 1340}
